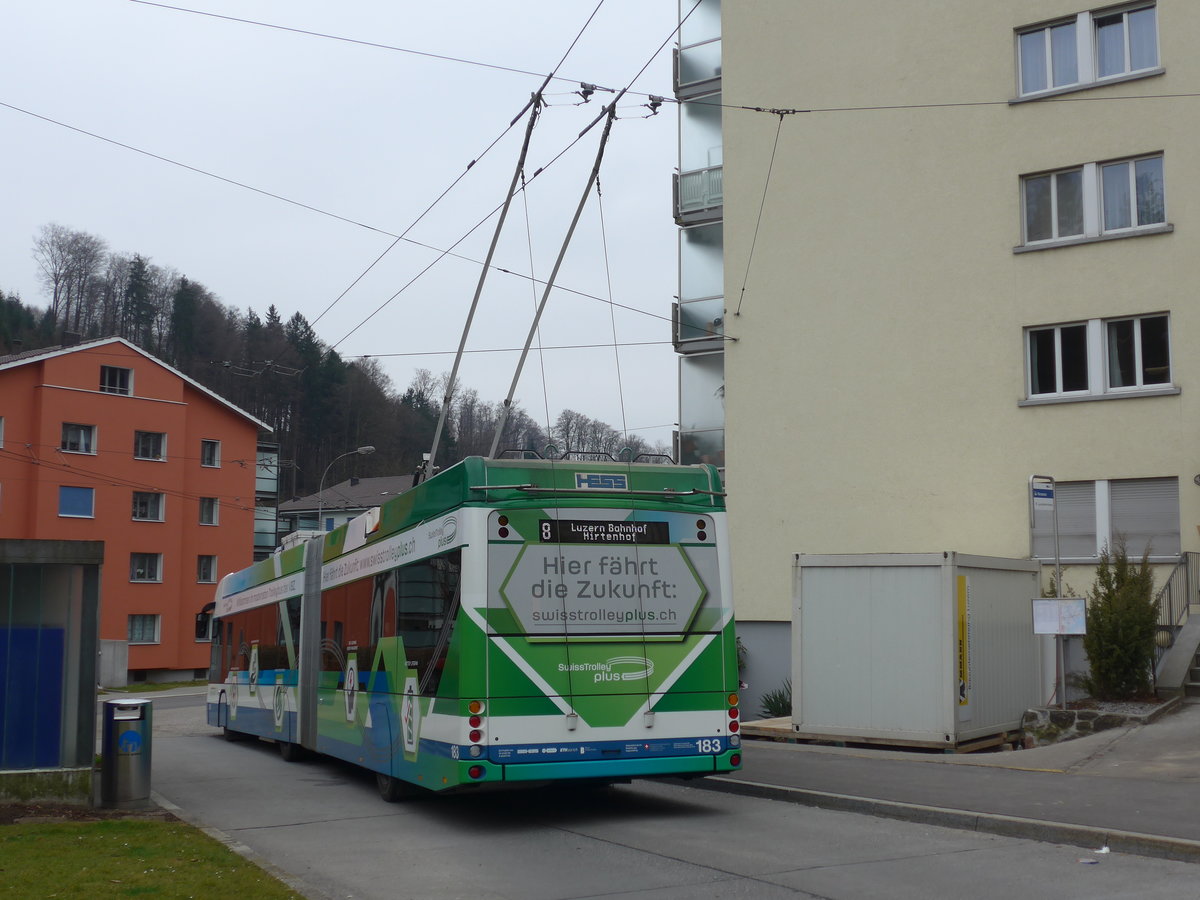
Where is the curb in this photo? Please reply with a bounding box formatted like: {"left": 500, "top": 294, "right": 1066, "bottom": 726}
{"left": 150, "top": 791, "right": 332, "bottom": 899}
{"left": 689, "top": 777, "right": 1200, "bottom": 865}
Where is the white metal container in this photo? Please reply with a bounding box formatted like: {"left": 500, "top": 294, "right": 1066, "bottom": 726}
{"left": 791, "top": 552, "right": 1044, "bottom": 748}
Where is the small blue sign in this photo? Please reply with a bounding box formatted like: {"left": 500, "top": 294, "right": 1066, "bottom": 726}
{"left": 1032, "top": 484, "right": 1055, "bottom": 511}
{"left": 117, "top": 730, "right": 143, "bottom": 755}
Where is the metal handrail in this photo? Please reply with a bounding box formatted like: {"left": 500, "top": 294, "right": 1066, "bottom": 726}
{"left": 1153, "top": 551, "right": 1199, "bottom": 659}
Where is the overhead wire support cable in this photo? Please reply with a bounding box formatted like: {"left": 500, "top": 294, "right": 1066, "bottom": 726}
{"left": 735, "top": 111, "right": 785, "bottom": 318}
{"left": 128, "top": 0, "right": 638, "bottom": 97}
{"left": 425, "top": 81, "right": 551, "bottom": 477}
{"left": 488, "top": 98, "right": 622, "bottom": 460}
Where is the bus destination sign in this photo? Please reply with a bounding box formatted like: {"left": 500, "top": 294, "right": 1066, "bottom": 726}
{"left": 540, "top": 519, "right": 670, "bottom": 545}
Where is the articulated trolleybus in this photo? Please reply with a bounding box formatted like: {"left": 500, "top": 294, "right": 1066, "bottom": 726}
{"left": 207, "top": 457, "right": 741, "bottom": 800}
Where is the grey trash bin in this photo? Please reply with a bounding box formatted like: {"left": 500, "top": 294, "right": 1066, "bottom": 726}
{"left": 100, "top": 698, "right": 152, "bottom": 808}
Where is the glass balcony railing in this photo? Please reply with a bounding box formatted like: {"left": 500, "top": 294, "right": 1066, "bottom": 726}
{"left": 674, "top": 165, "right": 723, "bottom": 223}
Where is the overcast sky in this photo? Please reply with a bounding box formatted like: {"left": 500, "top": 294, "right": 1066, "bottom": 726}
{"left": 1, "top": 1, "right": 683, "bottom": 447}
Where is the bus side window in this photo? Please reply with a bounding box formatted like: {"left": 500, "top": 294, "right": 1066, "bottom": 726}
{"left": 397, "top": 550, "right": 461, "bottom": 695}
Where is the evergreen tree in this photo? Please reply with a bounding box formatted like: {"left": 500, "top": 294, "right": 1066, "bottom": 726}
{"left": 1082, "top": 543, "right": 1159, "bottom": 700}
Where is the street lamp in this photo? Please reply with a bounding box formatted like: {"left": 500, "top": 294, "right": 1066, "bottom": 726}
{"left": 317, "top": 445, "right": 375, "bottom": 529}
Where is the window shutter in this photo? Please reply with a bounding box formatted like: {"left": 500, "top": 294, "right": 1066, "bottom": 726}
{"left": 1110, "top": 477, "right": 1179, "bottom": 557}
{"left": 1032, "top": 481, "right": 1097, "bottom": 559}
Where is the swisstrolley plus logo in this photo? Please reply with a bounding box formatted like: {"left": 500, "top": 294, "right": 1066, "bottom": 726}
{"left": 576, "top": 473, "right": 628, "bottom": 490}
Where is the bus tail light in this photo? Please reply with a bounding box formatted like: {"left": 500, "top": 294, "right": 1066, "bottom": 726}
{"left": 468, "top": 765, "right": 485, "bottom": 779}
{"left": 469, "top": 715, "right": 482, "bottom": 728}
{"left": 468, "top": 700, "right": 485, "bottom": 715}
{"left": 727, "top": 693, "right": 739, "bottom": 707}
{"left": 729, "top": 720, "right": 740, "bottom": 733}
{"left": 728, "top": 707, "right": 739, "bottom": 719}
{"left": 469, "top": 729, "right": 483, "bottom": 743}
{"left": 730, "top": 753, "right": 741, "bottom": 767}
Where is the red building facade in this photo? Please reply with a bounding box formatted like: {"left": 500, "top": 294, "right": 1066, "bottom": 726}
{"left": 0, "top": 338, "right": 268, "bottom": 682}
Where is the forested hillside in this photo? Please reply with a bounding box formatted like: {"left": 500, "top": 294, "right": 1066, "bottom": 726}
{"left": 2, "top": 224, "right": 667, "bottom": 498}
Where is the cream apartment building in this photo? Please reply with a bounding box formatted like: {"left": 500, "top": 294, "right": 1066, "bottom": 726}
{"left": 677, "top": 2, "right": 1196, "bottom": 694}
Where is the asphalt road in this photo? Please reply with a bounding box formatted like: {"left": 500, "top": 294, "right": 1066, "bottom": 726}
{"left": 143, "top": 693, "right": 1200, "bottom": 900}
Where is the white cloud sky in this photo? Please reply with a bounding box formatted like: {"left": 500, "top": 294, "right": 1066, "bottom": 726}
{"left": 1, "top": 0, "right": 683, "bottom": 446}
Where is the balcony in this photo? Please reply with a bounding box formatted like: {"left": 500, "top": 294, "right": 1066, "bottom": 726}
{"left": 673, "top": 40, "right": 721, "bottom": 100}
{"left": 674, "top": 165, "right": 723, "bottom": 225}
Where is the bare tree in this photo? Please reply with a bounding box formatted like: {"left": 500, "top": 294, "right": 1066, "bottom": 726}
{"left": 32, "top": 224, "right": 108, "bottom": 337}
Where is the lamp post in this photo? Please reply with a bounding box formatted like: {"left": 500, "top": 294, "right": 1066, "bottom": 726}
{"left": 317, "top": 445, "right": 375, "bottom": 530}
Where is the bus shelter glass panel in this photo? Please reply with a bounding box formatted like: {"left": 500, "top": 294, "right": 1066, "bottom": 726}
{"left": 0, "top": 563, "right": 95, "bottom": 769}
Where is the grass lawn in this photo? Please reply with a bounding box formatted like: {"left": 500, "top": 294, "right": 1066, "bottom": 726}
{"left": 1, "top": 818, "right": 303, "bottom": 899}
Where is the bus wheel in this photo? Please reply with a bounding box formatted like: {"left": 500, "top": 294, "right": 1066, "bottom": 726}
{"left": 278, "top": 740, "right": 307, "bottom": 762}
{"left": 376, "top": 773, "right": 413, "bottom": 802}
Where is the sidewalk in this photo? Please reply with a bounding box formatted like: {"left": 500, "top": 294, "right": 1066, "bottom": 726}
{"left": 697, "top": 700, "right": 1200, "bottom": 863}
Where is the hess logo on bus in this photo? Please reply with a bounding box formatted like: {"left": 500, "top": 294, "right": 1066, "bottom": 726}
{"left": 576, "top": 473, "right": 628, "bottom": 490}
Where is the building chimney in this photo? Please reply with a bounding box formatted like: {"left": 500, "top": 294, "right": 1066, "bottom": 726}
{"left": 62, "top": 332, "right": 82, "bottom": 347}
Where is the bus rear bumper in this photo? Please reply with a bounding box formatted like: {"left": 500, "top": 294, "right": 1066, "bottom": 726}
{"left": 498, "top": 750, "right": 739, "bottom": 782}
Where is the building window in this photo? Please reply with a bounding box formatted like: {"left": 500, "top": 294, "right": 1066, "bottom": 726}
{"left": 1095, "top": 5, "right": 1159, "bottom": 79}
{"left": 0, "top": 416, "right": 5, "bottom": 448}
{"left": 1022, "top": 168, "right": 1083, "bottom": 243}
{"left": 195, "top": 609, "right": 213, "bottom": 642}
{"left": 1017, "top": 5, "right": 1158, "bottom": 97}
{"left": 1021, "top": 155, "right": 1165, "bottom": 247}
{"left": 1031, "top": 477, "right": 1179, "bottom": 561}
{"left": 99, "top": 366, "right": 133, "bottom": 395}
{"left": 1026, "top": 313, "right": 1171, "bottom": 400}
{"left": 1101, "top": 156, "right": 1165, "bottom": 232}
{"left": 128, "top": 614, "right": 160, "bottom": 644}
{"left": 129, "top": 553, "right": 162, "bottom": 582}
{"left": 200, "top": 439, "right": 221, "bottom": 468}
{"left": 197, "top": 555, "right": 217, "bottom": 583}
{"left": 58, "top": 486, "right": 95, "bottom": 518}
{"left": 132, "top": 491, "right": 165, "bottom": 521}
{"left": 1107, "top": 314, "right": 1170, "bottom": 390}
{"left": 61, "top": 423, "right": 96, "bottom": 454}
{"left": 199, "top": 497, "right": 219, "bottom": 525}
{"left": 134, "top": 431, "right": 166, "bottom": 460}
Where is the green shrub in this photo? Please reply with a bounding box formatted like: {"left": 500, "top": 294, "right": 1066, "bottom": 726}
{"left": 1081, "top": 543, "right": 1158, "bottom": 700}
{"left": 759, "top": 679, "right": 792, "bottom": 719}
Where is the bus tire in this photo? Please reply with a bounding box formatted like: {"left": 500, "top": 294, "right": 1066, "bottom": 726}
{"left": 278, "top": 740, "right": 307, "bottom": 762}
{"left": 376, "top": 773, "right": 413, "bottom": 802}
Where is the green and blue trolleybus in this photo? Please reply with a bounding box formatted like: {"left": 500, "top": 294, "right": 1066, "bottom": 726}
{"left": 207, "top": 456, "right": 741, "bottom": 800}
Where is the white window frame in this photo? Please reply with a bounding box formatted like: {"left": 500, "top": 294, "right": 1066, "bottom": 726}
{"left": 1031, "top": 477, "right": 1179, "bottom": 561}
{"left": 132, "top": 491, "right": 165, "bottom": 522}
{"left": 58, "top": 485, "right": 95, "bottom": 518}
{"left": 200, "top": 439, "right": 221, "bottom": 468}
{"left": 197, "top": 555, "right": 217, "bottom": 584}
{"left": 129, "top": 552, "right": 163, "bottom": 583}
{"left": 61, "top": 422, "right": 96, "bottom": 454}
{"left": 0, "top": 416, "right": 5, "bottom": 448}
{"left": 133, "top": 430, "right": 167, "bottom": 461}
{"left": 1023, "top": 313, "right": 1173, "bottom": 403}
{"left": 1020, "top": 154, "right": 1166, "bottom": 249}
{"left": 128, "top": 614, "right": 161, "bottom": 644}
{"left": 99, "top": 365, "right": 133, "bottom": 395}
{"left": 199, "top": 497, "right": 219, "bottom": 526}
{"left": 1016, "top": 4, "right": 1160, "bottom": 98}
